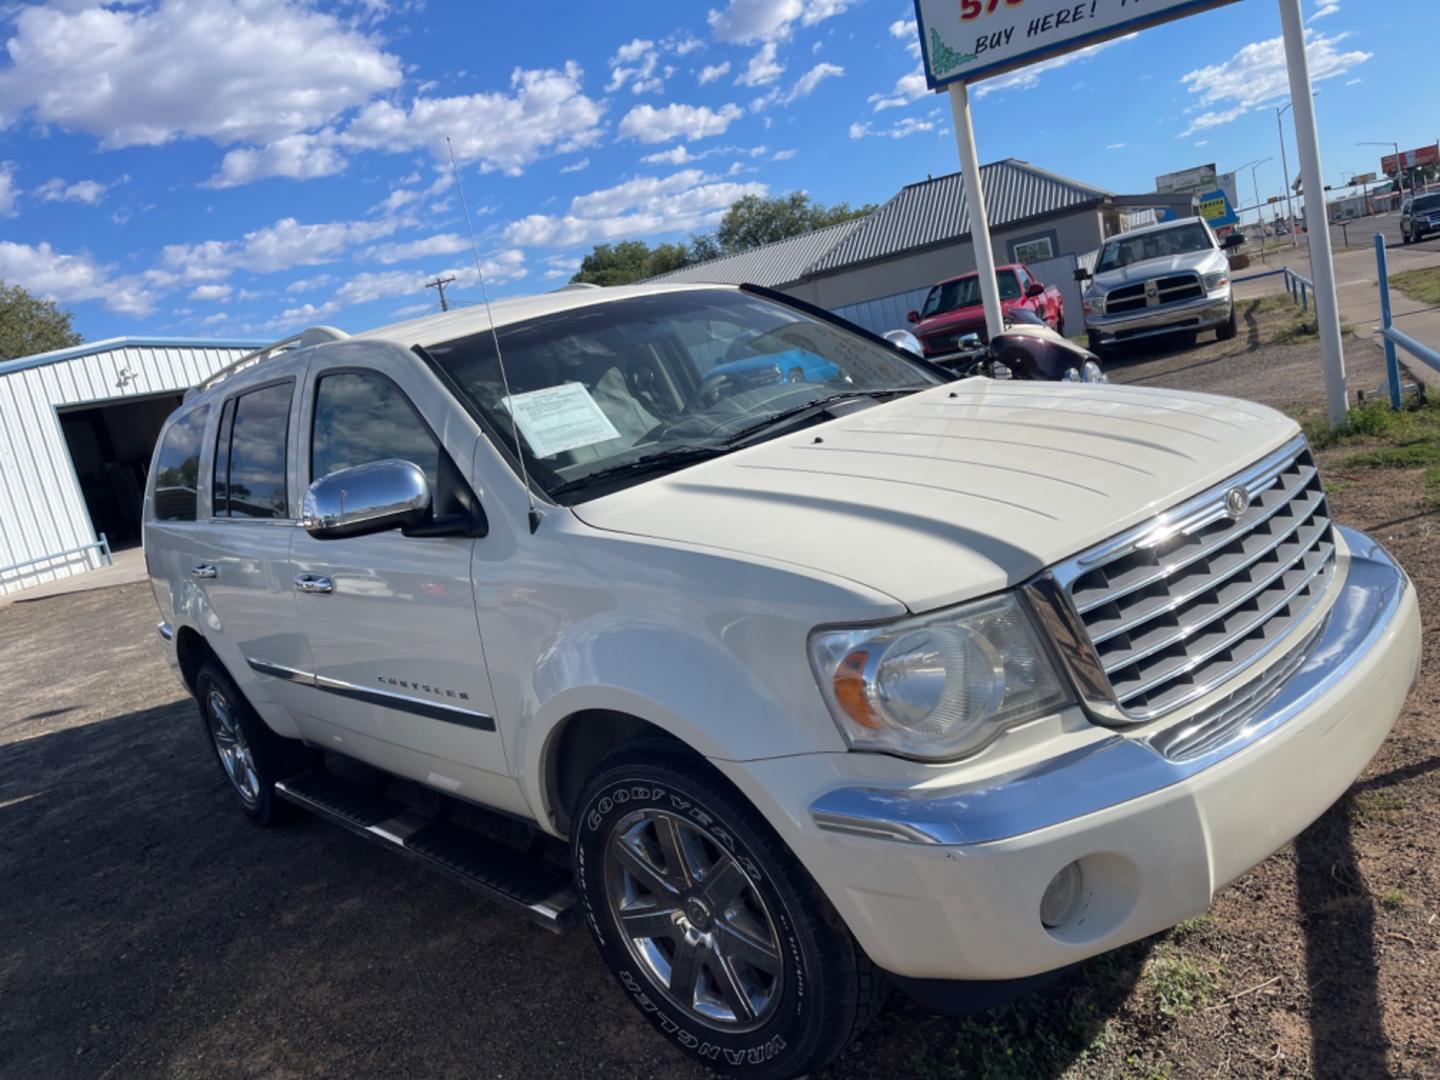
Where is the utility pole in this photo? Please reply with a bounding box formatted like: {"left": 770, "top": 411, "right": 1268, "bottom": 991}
{"left": 425, "top": 274, "right": 456, "bottom": 312}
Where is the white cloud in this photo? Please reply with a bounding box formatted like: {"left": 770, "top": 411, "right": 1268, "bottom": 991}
{"left": 0, "top": 0, "right": 401, "bottom": 148}
{"left": 974, "top": 35, "right": 1136, "bottom": 98}
{"left": 737, "top": 42, "right": 784, "bottom": 87}
{"left": 0, "top": 241, "right": 154, "bottom": 315}
{"left": 772, "top": 148, "right": 798, "bottom": 161}
{"left": 667, "top": 34, "right": 705, "bottom": 56}
{"left": 707, "top": 0, "right": 850, "bottom": 43}
{"left": 889, "top": 18, "right": 921, "bottom": 59}
{"left": 1178, "top": 31, "right": 1371, "bottom": 137}
{"left": 849, "top": 116, "right": 938, "bottom": 140}
{"left": 503, "top": 169, "right": 766, "bottom": 248}
{"left": 161, "top": 216, "right": 402, "bottom": 281}
{"left": 699, "top": 61, "right": 732, "bottom": 84}
{"left": 0, "top": 162, "right": 18, "bottom": 217}
{"left": 618, "top": 102, "right": 743, "bottom": 143}
{"left": 606, "top": 38, "right": 665, "bottom": 95}
{"left": 287, "top": 274, "right": 333, "bottom": 294}
{"left": 34, "top": 177, "right": 110, "bottom": 205}
{"left": 209, "top": 132, "right": 347, "bottom": 187}
{"left": 364, "top": 233, "right": 472, "bottom": 265}
{"left": 189, "top": 283, "right": 232, "bottom": 302}
{"left": 1107, "top": 143, "right": 1127, "bottom": 150}
{"left": 786, "top": 62, "right": 842, "bottom": 102}
{"left": 640, "top": 143, "right": 768, "bottom": 166}
{"left": 1345, "top": 77, "right": 1363, "bottom": 86}
{"left": 1309, "top": 2, "right": 1341, "bottom": 21}
{"left": 342, "top": 62, "right": 605, "bottom": 176}
{"left": 869, "top": 67, "right": 929, "bottom": 111}
{"left": 560, "top": 157, "right": 591, "bottom": 174}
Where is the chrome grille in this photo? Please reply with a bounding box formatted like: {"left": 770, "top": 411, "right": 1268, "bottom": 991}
{"left": 1041, "top": 438, "right": 1336, "bottom": 723}
{"left": 1103, "top": 272, "right": 1205, "bottom": 315}
{"left": 1105, "top": 283, "right": 1147, "bottom": 314}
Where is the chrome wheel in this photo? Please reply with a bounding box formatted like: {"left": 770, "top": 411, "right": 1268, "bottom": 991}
{"left": 206, "top": 688, "right": 261, "bottom": 806}
{"left": 604, "top": 809, "right": 784, "bottom": 1031}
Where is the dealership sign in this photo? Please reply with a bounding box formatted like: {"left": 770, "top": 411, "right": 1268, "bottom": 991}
{"left": 1380, "top": 144, "right": 1439, "bottom": 175}
{"left": 914, "top": 0, "right": 1241, "bottom": 88}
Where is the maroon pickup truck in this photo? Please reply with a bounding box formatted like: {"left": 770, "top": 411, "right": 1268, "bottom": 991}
{"left": 907, "top": 263, "right": 1065, "bottom": 358}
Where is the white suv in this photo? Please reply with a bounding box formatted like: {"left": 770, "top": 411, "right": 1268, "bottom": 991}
{"left": 144, "top": 282, "right": 1420, "bottom": 1078}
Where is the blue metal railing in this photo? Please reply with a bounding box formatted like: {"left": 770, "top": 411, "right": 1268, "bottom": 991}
{"left": 1375, "top": 233, "right": 1440, "bottom": 410}
{"left": 1282, "top": 267, "right": 1315, "bottom": 312}
{"left": 0, "top": 533, "right": 112, "bottom": 586}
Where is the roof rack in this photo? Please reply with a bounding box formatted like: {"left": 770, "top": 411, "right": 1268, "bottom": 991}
{"left": 193, "top": 325, "right": 349, "bottom": 394}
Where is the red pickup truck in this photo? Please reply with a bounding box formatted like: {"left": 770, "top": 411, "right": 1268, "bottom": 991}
{"left": 907, "top": 263, "right": 1065, "bottom": 358}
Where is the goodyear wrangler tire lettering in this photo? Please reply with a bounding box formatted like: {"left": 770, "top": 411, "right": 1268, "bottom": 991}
{"left": 571, "top": 739, "right": 886, "bottom": 1078}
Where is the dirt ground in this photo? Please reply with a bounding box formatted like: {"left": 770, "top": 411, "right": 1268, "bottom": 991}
{"left": 1, "top": 309, "right": 1436, "bottom": 1080}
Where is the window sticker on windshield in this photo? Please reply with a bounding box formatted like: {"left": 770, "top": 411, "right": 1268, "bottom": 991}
{"left": 501, "top": 382, "right": 622, "bottom": 459}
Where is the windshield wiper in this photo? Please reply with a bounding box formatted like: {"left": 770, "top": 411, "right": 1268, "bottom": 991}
{"left": 547, "top": 445, "right": 728, "bottom": 497}
{"left": 717, "top": 388, "right": 918, "bottom": 448}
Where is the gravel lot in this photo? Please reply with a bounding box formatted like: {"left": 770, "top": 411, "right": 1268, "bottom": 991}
{"left": 2, "top": 310, "right": 1436, "bottom": 1079}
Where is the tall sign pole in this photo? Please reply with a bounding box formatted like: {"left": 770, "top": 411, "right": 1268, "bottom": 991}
{"left": 948, "top": 81, "right": 1004, "bottom": 341}
{"left": 1277, "top": 0, "right": 1348, "bottom": 426}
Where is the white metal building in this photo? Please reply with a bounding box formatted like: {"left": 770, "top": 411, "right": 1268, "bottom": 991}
{"left": 0, "top": 336, "right": 264, "bottom": 595}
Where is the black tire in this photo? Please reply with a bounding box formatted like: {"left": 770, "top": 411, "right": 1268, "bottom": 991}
{"left": 1402, "top": 229, "right": 1413, "bottom": 245}
{"left": 785, "top": 367, "right": 804, "bottom": 384}
{"left": 1216, "top": 304, "right": 1238, "bottom": 342}
{"left": 195, "top": 659, "right": 315, "bottom": 825}
{"left": 572, "top": 739, "right": 886, "bottom": 1078}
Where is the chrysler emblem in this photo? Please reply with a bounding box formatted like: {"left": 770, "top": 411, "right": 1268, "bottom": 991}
{"left": 1224, "top": 486, "right": 1251, "bottom": 519}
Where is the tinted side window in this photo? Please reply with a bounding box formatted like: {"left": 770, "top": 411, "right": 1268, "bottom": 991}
{"left": 311, "top": 371, "right": 440, "bottom": 492}
{"left": 998, "top": 270, "right": 1021, "bottom": 301}
{"left": 215, "top": 382, "right": 293, "bottom": 519}
{"left": 151, "top": 404, "right": 210, "bottom": 522}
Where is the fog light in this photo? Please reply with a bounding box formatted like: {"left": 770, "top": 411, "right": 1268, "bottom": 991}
{"left": 1039, "top": 861, "right": 1084, "bottom": 928}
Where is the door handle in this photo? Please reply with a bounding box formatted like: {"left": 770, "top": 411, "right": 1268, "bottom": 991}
{"left": 294, "top": 573, "right": 334, "bottom": 595}
{"left": 191, "top": 563, "right": 218, "bottom": 579}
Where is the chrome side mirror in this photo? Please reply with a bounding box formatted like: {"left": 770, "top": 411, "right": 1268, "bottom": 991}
{"left": 883, "top": 329, "right": 925, "bottom": 358}
{"left": 957, "top": 333, "right": 982, "bottom": 350}
{"left": 302, "top": 459, "right": 431, "bottom": 540}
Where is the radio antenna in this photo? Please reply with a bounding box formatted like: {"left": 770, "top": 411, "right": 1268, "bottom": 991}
{"left": 447, "top": 135, "right": 541, "bottom": 534}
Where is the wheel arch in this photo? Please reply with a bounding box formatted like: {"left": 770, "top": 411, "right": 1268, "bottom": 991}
{"left": 541, "top": 708, "right": 683, "bottom": 836}
{"left": 174, "top": 625, "right": 220, "bottom": 696}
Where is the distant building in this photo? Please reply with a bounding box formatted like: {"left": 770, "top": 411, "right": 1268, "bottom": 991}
{"left": 648, "top": 158, "right": 1192, "bottom": 334}
{"left": 0, "top": 337, "right": 263, "bottom": 595}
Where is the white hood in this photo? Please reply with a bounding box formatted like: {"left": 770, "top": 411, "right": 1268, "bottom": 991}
{"left": 1092, "top": 249, "right": 1225, "bottom": 293}
{"left": 572, "top": 381, "right": 1299, "bottom": 612}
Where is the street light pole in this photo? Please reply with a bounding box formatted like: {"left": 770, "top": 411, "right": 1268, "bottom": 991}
{"left": 1360, "top": 140, "right": 1404, "bottom": 202}
{"left": 1237, "top": 157, "right": 1273, "bottom": 229}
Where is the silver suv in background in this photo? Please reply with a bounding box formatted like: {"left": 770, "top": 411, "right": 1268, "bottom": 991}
{"left": 1077, "top": 217, "right": 1241, "bottom": 356}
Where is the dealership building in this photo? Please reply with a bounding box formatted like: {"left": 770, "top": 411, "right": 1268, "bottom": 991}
{"left": 650, "top": 158, "right": 1194, "bottom": 333}
{"left": 0, "top": 337, "right": 263, "bottom": 595}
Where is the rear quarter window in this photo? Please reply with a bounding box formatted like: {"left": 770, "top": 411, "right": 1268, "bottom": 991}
{"left": 151, "top": 404, "right": 210, "bottom": 523}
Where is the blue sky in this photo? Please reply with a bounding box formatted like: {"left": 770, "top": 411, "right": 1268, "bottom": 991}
{"left": 0, "top": 0, "right": 1432, "bottom": 345}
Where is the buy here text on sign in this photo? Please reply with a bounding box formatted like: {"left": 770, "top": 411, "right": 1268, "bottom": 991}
{"left": 915, "top": 0, "right": 1238, "bottom": 89}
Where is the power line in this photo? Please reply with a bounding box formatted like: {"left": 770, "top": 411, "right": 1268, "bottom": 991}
{"left": 425, "top": 274, "right": 457, "bottom": 311}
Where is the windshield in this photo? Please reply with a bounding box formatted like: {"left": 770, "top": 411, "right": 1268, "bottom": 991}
{"left": 1415, "top": 194, "right": 1440, "bottom": 213}
{"left": 1096, "top": 223, "right": 1213, "bottom": 273}
{"left": 920, "top": 270, "right": 1020, "bottom": 318}
{"left": 424, "top": 289, "right": 937, "bottom": 502}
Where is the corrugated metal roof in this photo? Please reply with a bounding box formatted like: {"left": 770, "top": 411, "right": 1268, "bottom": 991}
{"left": 644, "top": 219, "right": 863, "bottom": 287}
{"left": 0, "top": 336, "right": 267, "bottom": 378}
{"left": 810, "top": 159, "right": 1110, "bottom": 274}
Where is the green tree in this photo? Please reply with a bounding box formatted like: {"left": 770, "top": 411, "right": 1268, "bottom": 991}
{"left": 715, "top": 193, "right": 874, "bottom": 254}
{"left": 0, "top": 281, "right": 83, "bottom": 361}
{"left": 571, "top": 241, "right": 656, "bottom": 286}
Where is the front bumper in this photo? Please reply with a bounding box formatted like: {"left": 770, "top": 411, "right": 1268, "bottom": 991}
{"left": 719, "top": 526, "right": 1419, "bottom": 980}
{"left": 1087, "top": 291, "right": 1231, "bottom": 344}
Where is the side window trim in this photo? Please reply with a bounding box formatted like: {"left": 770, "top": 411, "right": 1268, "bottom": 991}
{"left": 211, "top": 376, "right": 297, "bottom": 523}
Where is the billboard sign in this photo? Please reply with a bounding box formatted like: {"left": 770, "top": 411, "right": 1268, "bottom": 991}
{"left": 1380, "top": 144, "right": 1439, "bottom": 175}
{"left": 915, "top": 0, "right": 1241, "bottom": 89}
{"left": 1196, "top": 190, "right": 1240, "bottom": 228}
{"left": 1157, "top": 163, "right": 1216, "bottom": 195}
{"left": 1350, "top": 172, "right": 1377, "bottom": 186}
{"left": 1217, "top": 170, "right": 1239, "bottom": 209}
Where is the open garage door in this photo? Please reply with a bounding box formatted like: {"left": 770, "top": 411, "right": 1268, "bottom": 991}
{"left": 59, "top": 393, "right": 183, "bottom": 549}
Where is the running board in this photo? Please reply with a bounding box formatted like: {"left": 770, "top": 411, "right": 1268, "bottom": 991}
{"left": 274, "top": 773, "right": 580, "bottom": 933}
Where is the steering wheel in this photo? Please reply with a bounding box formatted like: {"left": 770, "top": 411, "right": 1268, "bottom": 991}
{"left": 683, "top": 372, "right": 736, "bottom": 416}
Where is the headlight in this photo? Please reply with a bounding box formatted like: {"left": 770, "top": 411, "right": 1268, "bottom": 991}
{"left": 809, "top": 593, "right": 1072, "bottom": 760}
{"left": 1202, "top": 271, "right": 1230, "bottom": 291}
{"left": 1083, "top": 294, "right": 1105, "bottom": 316}
{"left": 1082, "top": 360, "right": 1106, "bottom": 383}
